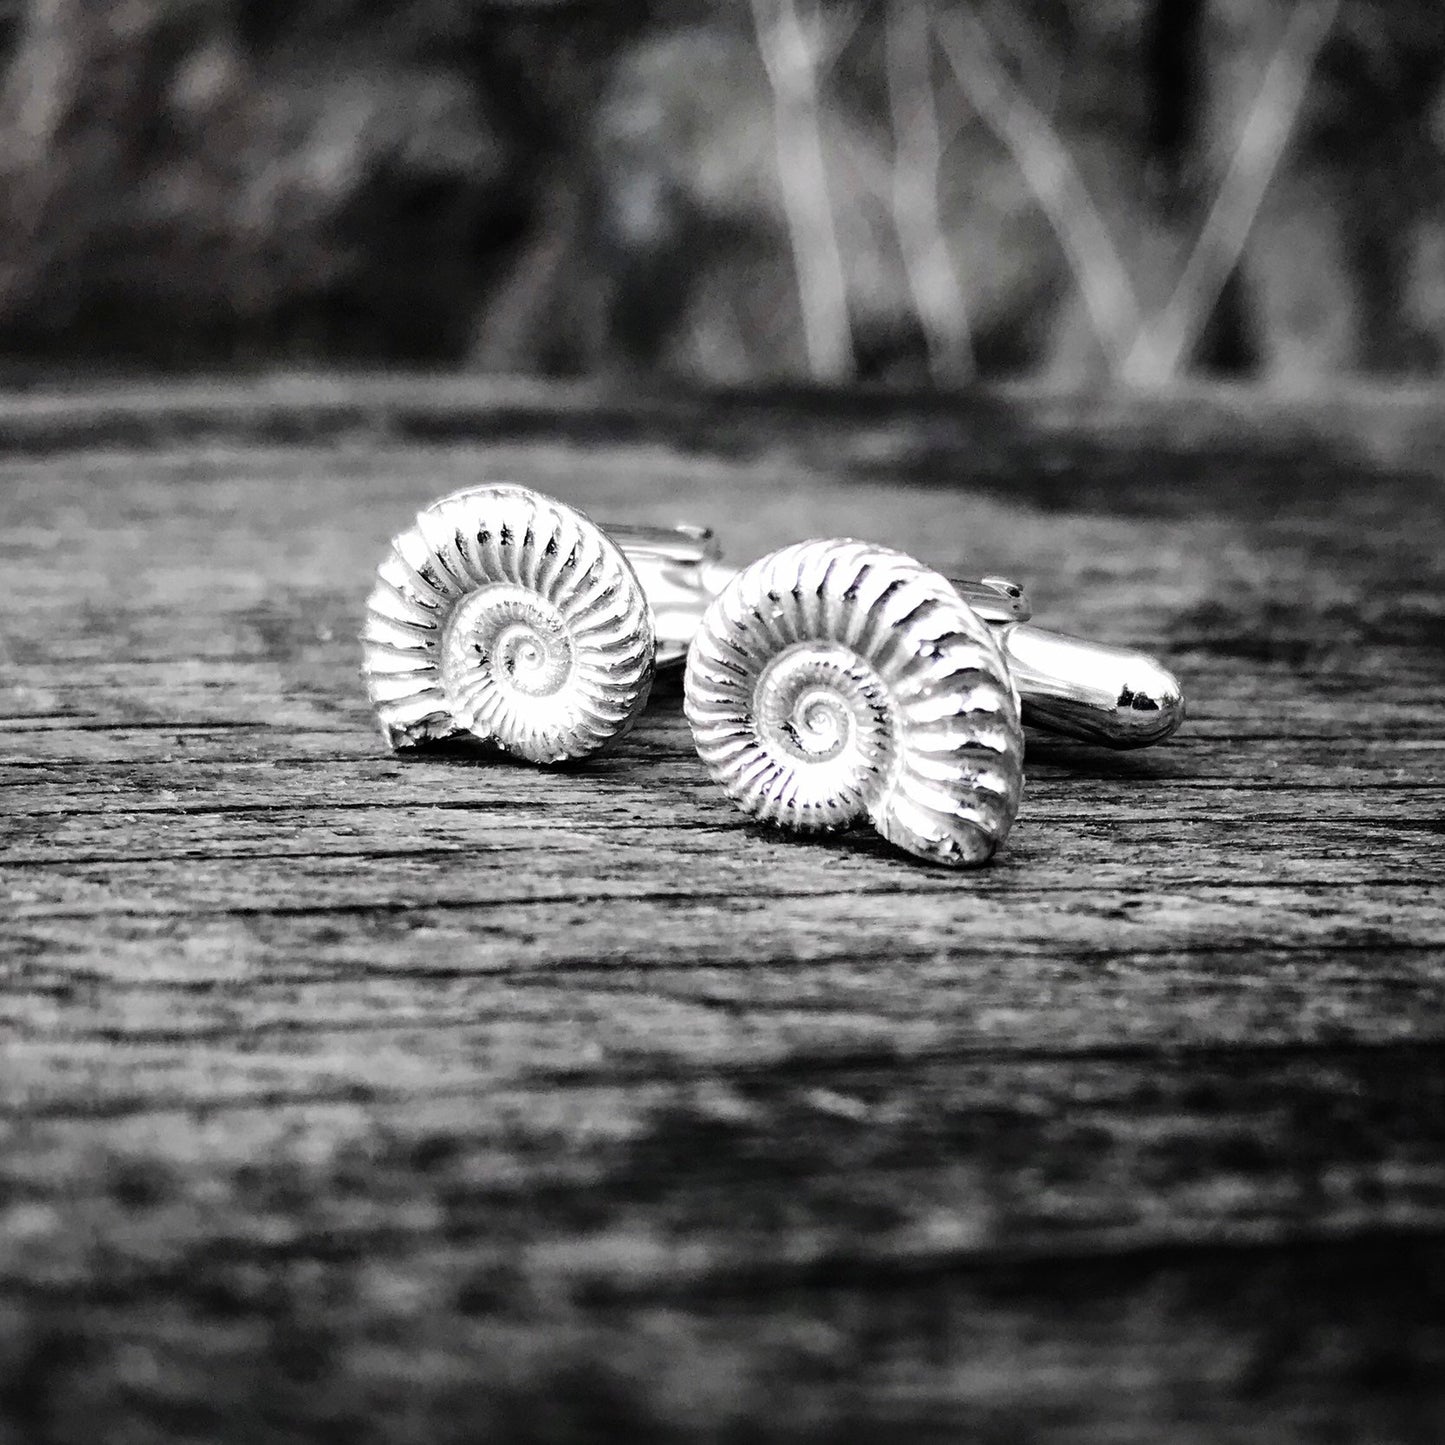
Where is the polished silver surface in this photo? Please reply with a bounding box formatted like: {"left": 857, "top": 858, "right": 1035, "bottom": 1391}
{"left": 622, "top": 529, "right": 1184, "bottom": 750}
{"left": 362, "top": 485, "right": 654, "bottom": 763}
{"left": 605, "top": 523, "right": 737, "bottom": 669}
{"left": 684, "top": 540, "right": 1025, "bottom": 868}
{"left": 999, "top": 623, "right": 1184, "bottom": 748}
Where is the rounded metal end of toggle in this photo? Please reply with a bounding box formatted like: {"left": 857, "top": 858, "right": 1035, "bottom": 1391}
{"left": 1097, "top": 655, "right": 1186, "bottom": 747}
{"left": 1000, "top": 625, "right": 1186, "bottom": 749}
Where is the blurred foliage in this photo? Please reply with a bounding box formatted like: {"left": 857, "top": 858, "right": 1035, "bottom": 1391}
{"left": 0, "top": 0, "right": 1442, "bottom": 385}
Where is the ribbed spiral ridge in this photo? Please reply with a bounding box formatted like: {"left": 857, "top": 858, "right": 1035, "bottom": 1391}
{"left": 361, "top": 485, "right": 654, "bottom": 764}
{"left": 684, "top": 540, "right": 1024, "bottom": 866}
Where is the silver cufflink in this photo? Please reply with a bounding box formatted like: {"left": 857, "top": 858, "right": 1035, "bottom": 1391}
{"left": 624, "top": 521, "right": 1184, "bottom": 868}
{"left": 682, "top": 538, "right": 1025, "bottom": 868}
{"left": 361, "top": 485, "right": 654, "bottom": 764}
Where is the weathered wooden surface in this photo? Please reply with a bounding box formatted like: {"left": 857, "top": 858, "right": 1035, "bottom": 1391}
{"left": 1, "top": 377, "right": 1443, "bottom": 1443}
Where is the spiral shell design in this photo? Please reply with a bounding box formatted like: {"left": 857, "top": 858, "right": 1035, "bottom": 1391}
{"left": 361, "top": 485, "right": 654, "bottom": 764}
{"left": 684, "top": 540, "right": 1025, "bottom": 866}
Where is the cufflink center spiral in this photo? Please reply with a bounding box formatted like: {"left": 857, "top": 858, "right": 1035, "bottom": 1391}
{"left": 754, "top": 644, "right": 898, "bottom": 825}
{"left": 442, "top": 584, "right": 576, "bottom": 731}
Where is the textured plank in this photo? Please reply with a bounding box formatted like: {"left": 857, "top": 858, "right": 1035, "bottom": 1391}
{"left": 1, "top": 378, "right": 1443, "bottom": 1443}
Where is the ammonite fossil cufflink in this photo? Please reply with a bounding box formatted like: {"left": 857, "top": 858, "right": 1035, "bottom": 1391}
{"left": 361, "top": 484, "right": 654, "bottom": 764}
{"left": 684, "top": 540, "right": 1026, "bottom": 868}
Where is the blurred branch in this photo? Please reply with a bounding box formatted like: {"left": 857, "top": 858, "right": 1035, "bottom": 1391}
{"left": 885, "top": 0, "right": 974, "bottom": 383}
{"left": 1122, "top": 0, "right": 1342, "bottom": 384}
{"left": 935, "top": 5, "right": 1140, "bottom": 374}
{"left": 750, "top": 0, "right": 856, "bottom": 380}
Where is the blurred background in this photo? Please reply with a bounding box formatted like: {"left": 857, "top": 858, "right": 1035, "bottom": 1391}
{"left": 0, "top": 0, "right": 1442, "bottom": 390}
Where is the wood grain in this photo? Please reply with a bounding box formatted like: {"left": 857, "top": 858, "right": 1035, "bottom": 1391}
{"left": 1, "top": 377, "right": 1443, "bottom": 1443}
